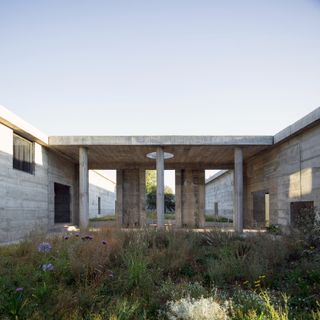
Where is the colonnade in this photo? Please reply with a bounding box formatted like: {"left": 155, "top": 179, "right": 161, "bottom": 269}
{"left": 78, "top": 147, "right": 244, "bottom": 232}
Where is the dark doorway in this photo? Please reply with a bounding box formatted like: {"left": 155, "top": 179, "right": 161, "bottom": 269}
{"left": 54, "top": 183, "right": 71, "bottom": 223}
{"left": 290, "top": 201, "right": 314, "bottom": 227}
{"left": 252, "top": 190, "right": 269, "bottom": 227}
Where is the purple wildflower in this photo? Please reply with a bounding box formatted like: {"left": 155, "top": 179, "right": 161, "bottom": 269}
{"left": 102, "top": 240, "right": 107, "bottom": 245}
{"left": 63, "top": 235, "right": 69, "bottom": 240}
{"left": 75, "top": 233, "right": 80, "bottom": 237}
{"left": 42, "top": 263, "right": 54, "bottom": 271}
{"left": 108, "top": 271, "right": 114, "bottom": 279}
{"left": 37, "top": 242, "right": 52, "bottom": 253}
{"left": 15, "top": 287, "right": 24, "bottom": 293}
{"left": 85, "top": 235, "right": 93, "bottom": 240}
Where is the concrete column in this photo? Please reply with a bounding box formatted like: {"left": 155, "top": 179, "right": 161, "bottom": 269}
{"left": 139, "top": 168, "right": 147, "bottom": 227}
{"left": 79, "top": 147, "right": 89, "bottom": 229}
{"left": 156, "top": 147, "right": 165, "bottom": 228}
{"left": 117, "top": 169, "right": 146, "bottom": 228}
{"left": 234, "top": 147, "right": 244, "bottom": 233}
{"left": 116, "top": 169, "right": 123, "bottom": 227}
{"left": 178, "top": 169, "right": 205, "bottom": 228}
{"left": 175, "top": 170, "right": 182, "bottom": 227}
{"left": 198, "top": 171, "right": 206, "bottom": 228}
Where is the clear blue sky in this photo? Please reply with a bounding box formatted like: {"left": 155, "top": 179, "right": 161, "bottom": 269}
{"left": 0, "top": 0, "right": 320, "bottom": 136}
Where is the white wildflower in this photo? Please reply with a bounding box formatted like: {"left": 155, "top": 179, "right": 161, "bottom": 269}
{"left": 165, "top": 296, "right": 229, "bottom": 320}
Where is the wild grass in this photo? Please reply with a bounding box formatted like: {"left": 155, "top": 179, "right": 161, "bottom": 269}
{"left": 147, "top": 211, "right": 176, "bottom": 220}
{"left": 205, "top": 214, "right": 233, "bottom": 223}
{"left": 89, "top": 215, "right": 116, "bottom": 222}
{"left": 0, "top": 224, "right": 319, "bottom": 319}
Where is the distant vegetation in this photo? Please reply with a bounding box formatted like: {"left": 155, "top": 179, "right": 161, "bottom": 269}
{"left": 89, "top": 215, "right": 116, "bottom": 222}
{"left": 146, "top": 170, "right": 175, "bottom": 213}
{"left": 147, "top": 212, "right": 175, "bottom": 221}
{"left": 205, "top": 214, "right": 233, "bottom": 223}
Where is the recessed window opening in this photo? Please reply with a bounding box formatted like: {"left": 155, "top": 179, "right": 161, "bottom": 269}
{"left": 98, "top": 196, "right": 101, "bottom": 215}
{"left": 13, "top": 133, "right": 34, "bottom": 174}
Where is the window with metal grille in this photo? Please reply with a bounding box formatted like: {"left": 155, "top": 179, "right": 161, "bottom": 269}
{"left": 13, "top": 133, "right": 34, "bottom": 174}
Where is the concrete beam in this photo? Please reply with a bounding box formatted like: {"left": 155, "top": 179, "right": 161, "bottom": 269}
{"left": 79, "top": 147, "right": 89, "bottom": 229}
{"left": 88, "top": 162, "right": 234, "bottom": 170}
{"left": 234, "top": 147, "right": 243, "bottom": 233}
{"left": 156, "top": 147, "right": 165, "bottom": 228}
{"left": 49, "top": 135, "right": 274, "bottom": 146}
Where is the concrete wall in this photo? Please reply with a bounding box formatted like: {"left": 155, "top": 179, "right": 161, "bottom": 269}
{"left": 245, "top": 124, "right": 320, "bottom": 228}
{"left": 47, "top": 149, "right": 79, "bottom": 226}
{"left": 205, "top": 170, "right": 234, "bottom": 219}
{"left": 0, "top": 123, "right": 49, "bottom": 242}
{"left": 116, "top": 169, "right": 146, "bottom": 227}
{"left": 176, "top": 169, "right": 205, "bottom": 228}
{"left": 89, "top": 170, "right": 116, "bottom": 218}
{"left": 0, "top": 123, "right": 80, "bottom": 242}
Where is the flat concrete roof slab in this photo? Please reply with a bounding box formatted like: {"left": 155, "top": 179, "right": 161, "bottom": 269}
{"left": 274, "top": 107, "right": 320, "bottom": 144}
{"left": 49, "top": 143, "right": 272, "bottom": 169}
{"left": 49, "top": 135, "right": 274, "bottom": 146}
{"left": 0, "top": 105, "right": 48, "bottom": 145}
{"left": 49, "top": 135, "right": 274, "bottom": 169}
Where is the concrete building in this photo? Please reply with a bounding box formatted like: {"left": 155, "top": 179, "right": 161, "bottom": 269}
{"left": 89, "top": 170, "right": 116, "bottom": 218}
{"left": 205, "top": 170, "right": 234, "bottom": 220}
{"left": 1, "top": 105, "right": 320, "bottom": 242}
{"left": 0, "top": 106, "right": 115, "bottom": 242}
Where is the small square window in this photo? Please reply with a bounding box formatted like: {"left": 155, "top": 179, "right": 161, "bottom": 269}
{"left": 13, "top": 133, "right": 34, "bottom": 174}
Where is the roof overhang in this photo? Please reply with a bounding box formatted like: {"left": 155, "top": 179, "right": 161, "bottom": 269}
{"left": 0, "top": 105, "right": 48, "bottom": 145}
{"left": 48, "top": 135, "right": 273, "bottom": 169}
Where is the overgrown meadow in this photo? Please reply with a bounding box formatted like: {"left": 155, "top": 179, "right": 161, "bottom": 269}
{"left": 0, "top": 221, "right": 319, "bottom": 320}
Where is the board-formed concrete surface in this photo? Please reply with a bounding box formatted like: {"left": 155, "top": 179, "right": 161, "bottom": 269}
{"left": 205, "top": 170, "right": 234, "bottom": 219}
{"left": 89, "top": 171, "right": 116, "bottom": 218}
{"left": 49, "top": 135, "right": 274, "bottom": 146}
{"left": 1, "top": 104, "right": 320, "bottom": 241}
{"left": 245, "top": 122, "right": 320, "bottom": 227}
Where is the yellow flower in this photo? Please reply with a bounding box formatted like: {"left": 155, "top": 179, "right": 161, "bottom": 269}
{"left": 255, "top": 283, "right": 261, "bottom": 287}
{"left": 254, "top": 280, "right": 261, "bottom": 284}
{"left": 259, "top": 275, "right": 266, "bottom": 279}
{"left": 243, "top": 280, "right": 249, "bottom": 285}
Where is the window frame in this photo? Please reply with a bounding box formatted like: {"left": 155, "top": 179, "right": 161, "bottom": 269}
{"left": 12, "top": 133, "right": 35, "bottom": 175}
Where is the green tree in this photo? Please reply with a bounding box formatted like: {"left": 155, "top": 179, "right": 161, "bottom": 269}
{"left": 146, "top": 184, "right": 175, "bottom": 213}
{"left": 146, "top": 170, "right": 156, "bottom": 193}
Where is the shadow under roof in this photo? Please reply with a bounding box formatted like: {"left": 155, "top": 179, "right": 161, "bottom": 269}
{"left": 48, "top": 135, "right": 273, "bottom": 169}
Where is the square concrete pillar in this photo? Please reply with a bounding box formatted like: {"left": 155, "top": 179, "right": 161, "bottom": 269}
{"left": 175, "top": 170, "right": 183, "bottom": 228}
{"left": 175, "top": 169, "right": 205, "bottom": 228}
{"left": 116, "top": 168, "right": 146, "bottom": 228}
{"left": 116, "top": 169, "right": 124, "bottom": 227}
{"left": 234, "top": 147, "right": 244, "bottom": 233}
{"left": 79, "top": 147, "right": 89, "bottom": 230}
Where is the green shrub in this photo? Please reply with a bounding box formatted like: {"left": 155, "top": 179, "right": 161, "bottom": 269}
{"left": 0, "top": 228, "right": 319, "bottom": 319}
